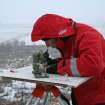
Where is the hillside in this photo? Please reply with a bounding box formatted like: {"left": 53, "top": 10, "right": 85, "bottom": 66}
{"left": 0, "top": 40, "right": 46, "bottom": 69}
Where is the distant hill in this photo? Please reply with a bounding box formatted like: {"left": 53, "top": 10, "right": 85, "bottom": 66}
{"left": 0, "top": 40, "right": 46, "bottom": 69}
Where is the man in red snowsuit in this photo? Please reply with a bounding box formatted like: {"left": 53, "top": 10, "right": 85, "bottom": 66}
{"left": 31, "top": 14, "right": 105, "bottom": 105}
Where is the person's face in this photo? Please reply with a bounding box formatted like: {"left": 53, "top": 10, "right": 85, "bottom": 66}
{"left": 43, "top": 38, "right": 65, "bottom": 50}
{"left": 43, "top": 39, "right": 56, "bottom": 47}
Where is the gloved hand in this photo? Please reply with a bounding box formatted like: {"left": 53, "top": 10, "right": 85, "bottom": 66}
{"left": 43, "top": 50, "right": 58, "bottom": 74}
{"left": 43, "top": 50, "right": 57, "bottom": 65}
{"left": 43, "top": 49, "right": 49, "bottom": 59}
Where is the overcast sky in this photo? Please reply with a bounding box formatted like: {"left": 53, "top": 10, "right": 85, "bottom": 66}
{"left": 0, "top": 0, "right": 105, "bottom": 44}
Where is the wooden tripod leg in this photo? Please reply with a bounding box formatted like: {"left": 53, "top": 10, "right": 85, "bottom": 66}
{"left": 26, "top": 95, "right": 33, "bottom": 105}
{"left": 42, "top": 92, "right": 51, "bottom": 105}
{"left": 57, "top": 96, "right": 69, "bottom": 105}
{"left": 33, "top": 97, "right": 40, "bottom": 105}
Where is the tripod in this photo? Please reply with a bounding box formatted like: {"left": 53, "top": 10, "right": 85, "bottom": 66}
{"left": 25, "top": 84, "right": 70, "bottom": 105}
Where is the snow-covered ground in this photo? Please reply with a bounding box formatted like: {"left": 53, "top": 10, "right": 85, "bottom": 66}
{"left": 0, "top": 66, "right": 36, "bottom": 102}
{"left": 2, "top": 80, "right": 35, "bottom": 101}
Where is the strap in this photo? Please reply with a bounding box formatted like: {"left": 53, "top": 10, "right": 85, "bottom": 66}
{"left": 70, "top": 56, "right": 80, "bottom": 76}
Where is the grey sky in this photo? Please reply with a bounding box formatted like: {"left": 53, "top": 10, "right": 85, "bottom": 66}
{"left": 0, "top": 0, "right": 105, "bottom": 44}
{"left": 0, "top": 0, "right": 105, "bottom": 24}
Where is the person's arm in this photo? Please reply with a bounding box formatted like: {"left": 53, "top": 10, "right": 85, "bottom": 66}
{"left": 70, "top": 32, "right": 104, "bottom": 77}
{"left": 46, "top": 63, "right": 58, "bottom": 74}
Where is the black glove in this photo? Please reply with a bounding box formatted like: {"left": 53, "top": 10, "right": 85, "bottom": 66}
{"left": 46, "top": 63, "right": 58, "bottom": 74}
{"left": 43, "top": 50, "right": 49, "bottom": 59}
{"left": 43, "top": 50, "right": 58, "bottom": 74}
{"left": 43, "top": 50, "right": 57, "bottom": 65}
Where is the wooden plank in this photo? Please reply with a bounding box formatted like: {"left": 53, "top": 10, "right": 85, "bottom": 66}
{"left": 0, "top": 66, "right": 90, "bottom": 88}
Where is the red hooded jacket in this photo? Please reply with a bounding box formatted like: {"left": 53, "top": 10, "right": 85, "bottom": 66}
{"left": 57, "top": 23, "right": 105, "bottom": 105}
{"left": 31, "top": 14, "right": 105, "bottom": 105}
